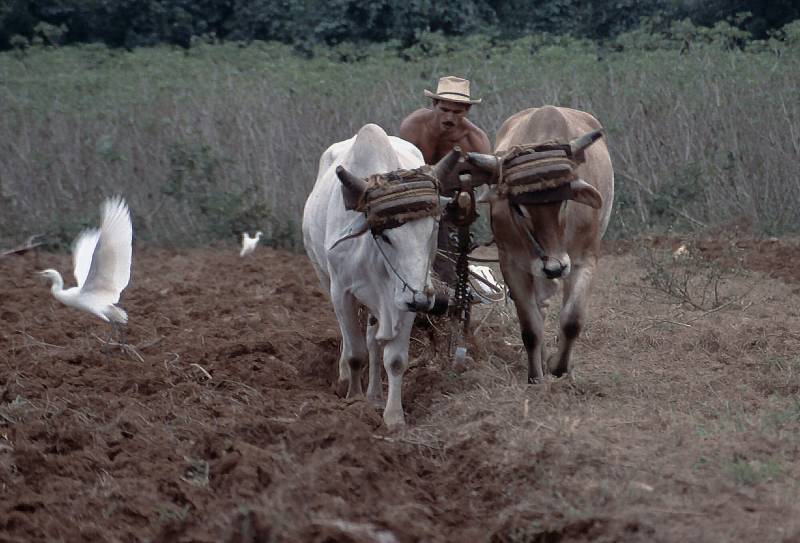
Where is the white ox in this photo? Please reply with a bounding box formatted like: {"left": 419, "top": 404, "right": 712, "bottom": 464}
{"left": 303, "top": 123, "right": 449, "bottom": 429}
{"left": 463, "top": 106, "right": 614, "bottom": 382}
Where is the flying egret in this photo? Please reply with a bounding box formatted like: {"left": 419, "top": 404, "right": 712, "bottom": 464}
{"left": 240, "top": 231, "right": 262, "bottom": 257}
{"left": 39, "top": 196, "right": 133, "bottom": 332}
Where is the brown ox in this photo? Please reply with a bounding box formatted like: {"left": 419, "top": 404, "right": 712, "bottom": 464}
{"left": 466, "top": 106, "right": 614, "bottom": 383}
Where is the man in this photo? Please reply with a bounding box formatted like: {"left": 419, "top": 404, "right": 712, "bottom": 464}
{"left": 399, "top": 76, "right": 491, "bottom": 285}
{"left": 399, "top": 76, "right": 491, "bottom": 164}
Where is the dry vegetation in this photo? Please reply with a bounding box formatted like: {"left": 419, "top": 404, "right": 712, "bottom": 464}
{"left": 1, "top": 38, "right": 799, "bottom": 248}
{"left": 1, "top": 239, "right": 800, "bottom": 541}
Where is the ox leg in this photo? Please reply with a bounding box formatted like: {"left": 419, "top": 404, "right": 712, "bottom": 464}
{"left": 366, "top": 314, "right": 384, "bottom": 407}
{"left": 382, "top": 314, "right": 415, "bottom": 430}
{"left": 548, "top": 261, "right": 595, "bottom": 377}
{"left": 332, "top": 289, "right": 367, "bottom": 398}
{"left": 501, "top": 260, "right": 546, "bottom": 384}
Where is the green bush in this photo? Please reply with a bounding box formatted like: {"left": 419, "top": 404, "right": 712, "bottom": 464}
{"left": 1, "top": 0, "right": 797, "bottom": 51}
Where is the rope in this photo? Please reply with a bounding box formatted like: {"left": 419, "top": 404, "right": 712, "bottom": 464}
{"left": 372, "top": 233, "right": 421, "bottom": 296}
{"left": 371, "top": 219, "right": 440, "bottom": 300}
{"left": 509, "top": 203, "right": 567, "bottom": 272}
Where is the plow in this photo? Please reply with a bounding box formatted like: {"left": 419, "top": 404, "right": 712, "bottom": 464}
{"left": 436, "top": 149, "right": 504, "bottom": 367}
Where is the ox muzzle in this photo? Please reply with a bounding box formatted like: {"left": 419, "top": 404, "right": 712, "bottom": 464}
{"left": 406, "top": 291, "right": 449, "bottom": 315}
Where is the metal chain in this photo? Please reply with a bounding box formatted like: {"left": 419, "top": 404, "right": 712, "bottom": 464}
{"left": 455, "top": 224, "right": 472, "bottom": 334}
{"left": 443, "top": 223, "right": 472, "bottom": 366}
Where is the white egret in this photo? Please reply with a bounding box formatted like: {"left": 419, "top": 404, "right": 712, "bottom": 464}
{"left": 39, "top": 196, "right": 133, "bottom": 329}
{"left": 240, "top": 231, "right": 262, "bottom": 257}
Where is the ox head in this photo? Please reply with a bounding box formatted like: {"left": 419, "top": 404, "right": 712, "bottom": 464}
{"left": 372, "top": 218, "right": 446, "bottom": 314}
{"left": 454, "top": 131, "right": 604, "bottom": 280}
{"left": 330, "top": 154, "right": 458, "bottom": 314}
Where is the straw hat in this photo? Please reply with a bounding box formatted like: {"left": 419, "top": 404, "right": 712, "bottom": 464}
{"left": 424, "top": 76, "right": 482, "bottom": 105}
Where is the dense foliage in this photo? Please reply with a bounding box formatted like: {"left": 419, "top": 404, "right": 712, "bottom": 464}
{"left": 2, "top": 0, "right": 799, "bottom": 50}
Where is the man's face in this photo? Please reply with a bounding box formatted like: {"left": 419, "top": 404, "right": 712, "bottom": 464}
{"left": 433, "top": 99, "right": 470, "bottom": 132}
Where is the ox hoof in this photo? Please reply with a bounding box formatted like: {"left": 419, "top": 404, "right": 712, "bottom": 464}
{"left": 335, "top": 379, "right": 349, "bottom": 398}
{"left": 383, "top": 411, "right": 406, "bottom": 431}
{"left": 527, "top": 375, "right": 543, "bottom": 385}
{"left": 367, "top": 393, "right": 384, "bottom": 409}
{"left": 546, "top": 354, "right": 568, "bottom": 377}
{"left": 345, "top": 383, "right": 364, "bottom": 399}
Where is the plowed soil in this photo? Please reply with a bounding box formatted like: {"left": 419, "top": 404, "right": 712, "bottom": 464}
{"left": 2, "top": 237, "right": 800, "bottom": 543}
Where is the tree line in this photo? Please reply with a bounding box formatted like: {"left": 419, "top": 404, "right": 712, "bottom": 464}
{"left": 2, "top": 0, "right": 798, "bottom": 51}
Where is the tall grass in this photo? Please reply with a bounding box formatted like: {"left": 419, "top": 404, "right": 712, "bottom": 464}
{"left": 1, "top": 35, "right": 798, "bottom": 249}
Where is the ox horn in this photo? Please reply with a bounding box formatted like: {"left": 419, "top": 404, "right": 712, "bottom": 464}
{"left": 336, "top": 165, "right": 368, "bottom": 211}
{"left": 569, "top": 128, "right": 604, "bottom": 158}
{"left": 431, "top": 147, "right": 463, "bottom": 192}
{"left": 466, "top": 152, "right": 500, "bottom": 174}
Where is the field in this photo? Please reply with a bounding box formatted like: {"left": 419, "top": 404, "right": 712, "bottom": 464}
{"left": 2, "top": 38, "right": 799, "bottom": 247}
{"left": 2, "top": 236, "right": 800, "bottom": 542}
{"left": 2, "top": 30, "right": 800, "bottom": 543}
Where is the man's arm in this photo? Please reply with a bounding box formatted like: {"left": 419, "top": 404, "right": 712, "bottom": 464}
{"left": 466, "top": 123, "right": 492, "bottom": 154}
{"left": 460, "top": 127, "right": 495, "bottom": 189}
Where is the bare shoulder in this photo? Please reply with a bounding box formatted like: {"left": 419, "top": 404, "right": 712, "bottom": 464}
{"left": 400, "top": 108, "right": 430, "bottom": 129}
{"left": 465, "top": 119, "right": 492, "bottom": 153}
{"left": 399, "top": 108, "right": 431, "bottom": 144}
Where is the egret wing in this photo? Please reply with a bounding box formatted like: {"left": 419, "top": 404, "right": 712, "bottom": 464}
{"left": 81, "top": 196, "right": 133, "bottom": 304}
{"left": 72, "top": 228, "right": 101, "bottom": 288}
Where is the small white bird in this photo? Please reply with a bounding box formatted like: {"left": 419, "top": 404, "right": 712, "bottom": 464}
{"left": 240, "top": 231, "right": 262, "bottom": 257}
{"left": 39, "top": 196, "right": 133, "bottom": 327}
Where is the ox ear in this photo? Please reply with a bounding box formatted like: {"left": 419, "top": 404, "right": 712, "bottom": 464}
{"left": 336, "top": 165, "right": 368, "bottom": 211}
{"left": 328, "top": 214, "right": 369, "bottom": 251}
{"left": 569, "top": 179, "right": 603, "bottom": 209}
